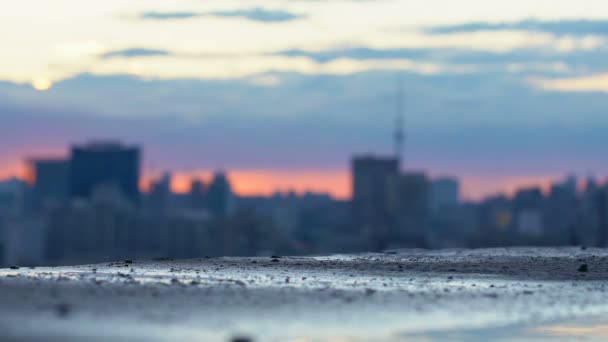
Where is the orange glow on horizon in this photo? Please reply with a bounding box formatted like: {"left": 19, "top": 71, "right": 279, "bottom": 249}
{"left": 0, "top": 161, "right": 28, "bottom": 182}
{"left": 460, "top": 174, "right": 564, "bottom": 200}
{"left": 0, "top": 159, "right": 589, "bottom": 202}
{"left": 142, "top": 169, "right": 352, "bottom": 200}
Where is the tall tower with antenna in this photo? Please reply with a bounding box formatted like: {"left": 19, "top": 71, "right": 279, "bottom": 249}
{"left": 394, "top": 76, "right": 405, "bottom": 170}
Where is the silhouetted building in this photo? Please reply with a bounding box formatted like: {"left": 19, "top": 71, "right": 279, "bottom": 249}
{"left": 0, "top": 178, "right": 27, "bottom": 215}
{"left": 148, "top": 172, "right": 171, "bottom": 211}
{"left": 596, "top": 184, "right": 608, "bottom": 247}
{"left": 352, "top": 156, "right": 399, "bottom": 250}
{"left": 27, "top": 159, "right": 69, "bottom": 209}
{"left": 545, "top": 176, "right": 578, "bottom": 244}
{"left": 207, "top": 171, "right": 233, "bottom": 217}
{"left": 388, "top": 172, "right": 430, "bottom": 247}
{"left": 513, "top": 187, "right": 544, "bottom": 237}
{"left": 69, "top": 142, "right": 141, "bottom": 205}
{"left": 430, "top": 178, "right": 459, "bottom": 213}
{"left": 189, "top": 178, "right": 207, "bottom": 211}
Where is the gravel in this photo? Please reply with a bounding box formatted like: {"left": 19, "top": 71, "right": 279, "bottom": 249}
{"left": 1, "top": 247, "right": 608, "bottom": 341}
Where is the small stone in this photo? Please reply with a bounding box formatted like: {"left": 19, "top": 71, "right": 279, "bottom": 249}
{"left": 55, "top": 303, "right": 71, "bottom": 318}
{"left": 9, "top": 265, "right": 19, "bottom": 270}
{"left": 581, "top": 246, "right": 588, "bottom": 250}
{"left": 578, "top": 264, "right": 589, "bottom": 272}
{"left": 124, "top": 259, "right": 133, "bottom": 264}
{"left": 271, "top": 258, "right": 280, "bottom": 263}
{"left": 270, "top": 255, "right": 282, "bottom": 259}
{"left": 231, "top": 336, "right": 252, "bottom": 342}
{"left": 365, "top": 288, "right": 376, "bottom": 296}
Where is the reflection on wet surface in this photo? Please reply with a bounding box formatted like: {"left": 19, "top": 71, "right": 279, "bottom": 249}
{"left": 398, "top": 316, "right": 608, "bottom": 342}
{"left": 2, "top": 248, "right": 608, "bottom": 341}
{"left": 532, "top": 318, "right": 608, "bottom": 340}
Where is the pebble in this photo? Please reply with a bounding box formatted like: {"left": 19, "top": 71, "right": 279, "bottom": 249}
{"left": 231, "top": 336, "right": 252, "bottom": 342}
{"left": 55, "top": 303, "right": 71, "bottom": 318}
{"left": 578, "top": 264, "right": 589, "bottom": 272}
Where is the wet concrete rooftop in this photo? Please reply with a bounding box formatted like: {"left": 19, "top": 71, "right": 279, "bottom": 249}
{"left": 2, "top": 247, "right": 608, "bottom": 341}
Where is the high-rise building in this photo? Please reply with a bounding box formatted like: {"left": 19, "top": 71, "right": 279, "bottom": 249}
{"left": 27, "top": 159, "right": 69, "bottom": 209}
{"left": 69, "top": 141, "right": 141, "bottom": 204}
{"left": 351, "top": 156, "right": 399, "bottom": 250}
{"left": 207, "top": 171, "right": 233, "bottom": 217}
{"left": 388, "top": 172, "right": 430, "bottom": 247}
{"left": 512, "top": 187, "right": 544, "bottom": 237}
{"left": 189, "top": 178, "right": 207, "bottom": 211}
{"left": 148, "top": 172, "right": 172, "bottom": 211}
{"left": 545, "top": 176, "right": 578, "bottom": 244}
{"left": 430, "top": 178, "right": 459, "bottom": 213}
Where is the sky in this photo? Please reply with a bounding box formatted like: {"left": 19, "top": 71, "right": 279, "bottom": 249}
{"left": 1, "top": 0, "right": 608, "bottom": 200}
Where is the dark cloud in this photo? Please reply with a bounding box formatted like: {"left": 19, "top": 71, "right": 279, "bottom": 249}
{"left": 209, "top": 7, "right": 305, "bottom": 22}
{"left": 274, "top": 48, "right": 431, "bottom": 62}
{"left": 427, "top": 19, "right": 608, "bottom": 36}
{"left": 140, "top": 12, "right": 200, "bottom": 20}
{"left": 101, "top": 48, "right": 171, "bottom": 59}
{"left": 139, "top": 7, "right": 304, "bottom": 23}
{"left": 273, "top": 45, "right": 608, "bottom": 76}
{"left": 1, "top": 71, "right": 608, "bottom": 177}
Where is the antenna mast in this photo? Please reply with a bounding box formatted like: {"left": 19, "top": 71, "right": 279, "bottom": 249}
{"left": 394, "top": 76, "right": 405, "bottom": 169}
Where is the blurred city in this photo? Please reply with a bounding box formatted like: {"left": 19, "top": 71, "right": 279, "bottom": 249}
{"left": 6, "top": 2, "right": 608, "bottom": 340}
{"left": 2, "top": 0, "right": 608, "bottom": 269}
{"left": 0, "top": 139, "right": 606, "bottom": 267}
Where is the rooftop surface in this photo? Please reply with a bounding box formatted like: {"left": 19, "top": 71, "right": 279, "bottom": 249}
{"left": 2, "top": 247, "right": 608, "bottom": 341}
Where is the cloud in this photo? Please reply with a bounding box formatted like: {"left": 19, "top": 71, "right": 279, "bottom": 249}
{"left": 271, "top": 46, "right": 594, "bottom": 76}
{"left": 427, "top": 19, "right": 608, "bottom": 36}
{"left": 274, "top": 48, "right": 431, "bottom": 63}
{"left": 2, "top": 70, "right": 608, "bottom": 198}
{"left": 528, "top": 73, "right": 608, "bottom": 93}
{"left": 140, "top": 12, "right": 200, "bottom": 20}
{"left": 100, "top": 48, "right": 171, "bottom": 59}
{"left": 139, "top": 7, "right": 305, "bottom": 23}
{"left": 209, "top": 7, "right": 305, "bottom": 22}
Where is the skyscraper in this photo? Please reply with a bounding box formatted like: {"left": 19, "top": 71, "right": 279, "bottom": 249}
{"left": 148, "top": 172, "right": 171, "bottom": 211}
{"left": 69, "top": 141, "right": 141, "bottom": 204}
{"left": 430, "top": 178, "right": 460, "bottom": 213}
{"left": 351, "top": 156, "right": 399, "bottom": 250}
{"left": 189, "top": 178, "right": 207, "bottom": 211}
{"left": 207, "top": 171, "right": 233, "bottom": 217}
{"left": 27, "top": 158, "right": 69, "bottom": 209}
{"left": 388, "top": 172, "right": 430, "bottom": 247}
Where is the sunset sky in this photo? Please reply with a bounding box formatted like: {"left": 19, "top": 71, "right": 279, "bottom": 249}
{"left": 2, "top": 0, "right": 608, "bottom": 200}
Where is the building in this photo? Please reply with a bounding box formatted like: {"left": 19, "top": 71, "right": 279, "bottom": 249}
{"left": 351, "top": 156, "right": 399, "bottom": 251}
{"left": 388, "top": 172, "right": 431, "bottom": 247}
{"left": 512, "top": 187, "right": 544, "bottom": 237}
{"left": 148, "top": 172, "right": 172, "bottom": 211}
{"left": 69, "top": 141, "right": 141, "bottom": 205}
{"left": 189, "top": 178, "right": 207, "bottom": 211}
{"left": 430, "top": 178, "right": 459, "bottom": 213}
{"left": 545, "top": 176, "right": 579, "bottom": 244}
{"left": 27, "top": 159, "right": 69, "bottom": 209}
{"left": 207, "top": 171, "right": 233, "bottom": 217}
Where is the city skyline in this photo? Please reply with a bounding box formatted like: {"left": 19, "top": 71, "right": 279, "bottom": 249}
{"left": 1, "top": 141, "right": 603, "bottom": 202}
{"left": 2, "top": 0, "right": 608, "bottom": 200}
